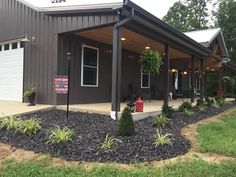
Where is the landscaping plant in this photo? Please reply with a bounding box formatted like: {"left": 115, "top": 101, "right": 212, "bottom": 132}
{"left": 153, "top": 129, "right": 172, "bottom": 146}
{"left": 0, "top": 116, "right": 20, "bottom": 131}
{"left": 182, "top": 108, "right": 194, "bottom": 117}
{"left": 205, "top": 97, "right": 215, "bottom": 107}
{"left": 215, "top": 97, "right": 225, "bottom": 107}
{"left": 178, "top": 101, "right": 192, "bottom": 112}
{"left": 17, "top": 118, "right": 41, "bottom": 135}
{"left": 153, "top": 114, "right": 169, "bottom": 129}
{"left": 197, "top": 104, "right": 207, "bottom": 113}
{"left": 117, "top": 107, "right": 135, "bottom": 136}
{"left": 161, "top": 104, "right": 175, "bottom": 118}
{"left": 196, "top": 98, "right": 206, "bottom": 107}
{"left": 101, "top": 134, "right": 122, "bottom": 152}
{"left": 48, "top": 126, "right": 74, "bottom": 144}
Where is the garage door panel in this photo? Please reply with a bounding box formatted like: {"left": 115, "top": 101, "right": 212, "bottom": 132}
{"left": 0, "top": 42, "right": 24, "bottom": 102}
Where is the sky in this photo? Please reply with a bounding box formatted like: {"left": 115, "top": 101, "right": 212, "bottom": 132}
{"left": 23, "top": 0, "right": 178, "bottom": 19}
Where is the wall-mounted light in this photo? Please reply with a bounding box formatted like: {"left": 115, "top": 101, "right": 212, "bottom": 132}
{"left": 171, "top": 69, "right": 176, "bottom": 72}
{"left": 121, "top": 37, "right": 126, "bottom": 41}
{"left": 206, "top": 67, "right": 210, "bottom": 70}
{"left": 183, "top": 71, "right": 188, "bottom": 75}
{"left": 211, "top": 69, "right": 215, "bottom": 71}
{"left": 145, "top": 46, "right": 150, "bottom": 50}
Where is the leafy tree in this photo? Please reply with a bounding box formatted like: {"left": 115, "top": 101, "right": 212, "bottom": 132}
{"left": 163, "top": 0, "right": 212, "bottom": 32}
{"left": 215, "top": 0, "right": 236, "bottom": 64}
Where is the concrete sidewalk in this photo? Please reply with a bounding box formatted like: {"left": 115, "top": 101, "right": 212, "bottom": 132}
{"left": 0, "top": 101, "right": 54, "bottom": 117}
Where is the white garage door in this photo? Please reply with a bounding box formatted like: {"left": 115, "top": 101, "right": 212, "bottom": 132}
{"left": 0, "top": 41, "right": 24, "bottom": 101}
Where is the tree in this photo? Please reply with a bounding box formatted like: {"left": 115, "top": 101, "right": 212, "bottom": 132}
{"left": 215, "top": 0, "right": 236, "bottom": 64}
{"left": 163, "top": 0, "right": 212, "bottom": 32}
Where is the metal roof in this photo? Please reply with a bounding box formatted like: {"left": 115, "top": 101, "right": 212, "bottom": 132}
{"left": 184, "top": 28, "right": 229, "bottom": 58}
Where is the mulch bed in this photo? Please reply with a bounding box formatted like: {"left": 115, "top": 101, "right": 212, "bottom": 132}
{"left": 0, "top": 103, "right": 235, "bottom": 164}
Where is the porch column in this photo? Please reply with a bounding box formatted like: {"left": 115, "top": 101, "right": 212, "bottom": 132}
{"left": 218, "top": 67, "right": 223, "bottom": 95}
{"left": 163, "top": 44, "right": 170, "bottom": 106}
{"left": 191, "top": 55, "right": 195, "bottom": 103}
{"left": 111, "top": 26, "right": 122, "bottom": 120}
{"left": 200, "top": 59, "right": 205, "bottom": 99}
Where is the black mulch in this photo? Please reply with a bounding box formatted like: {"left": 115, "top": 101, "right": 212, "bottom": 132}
{"left": 0, "top": 103, "right": 235, "bottom": 164}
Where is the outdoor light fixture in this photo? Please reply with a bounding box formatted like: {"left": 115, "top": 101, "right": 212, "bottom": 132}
{"left": 145, "top": 46, "right": 150, "bottom": 50}
{"left": 206, "top": 67, "right": 210, "bottom": 70}
{"left": 211, "top": 69, "right": 215, "bottom": 71}
{"left": 172, "top": 69, "right": 176, "bottom": 72}
{"left": 21, "top": 34, "right": 30, "bottom": 42}
{"left": 121, "top": 37, "right": 126, "bottom": 41}
{"left": 183, "top": 71, "right": 188, "bottom": 75}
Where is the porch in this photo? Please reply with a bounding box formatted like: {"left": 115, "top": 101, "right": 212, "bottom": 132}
{"left": 57, "top": 99, "right": 194, "bottom": 121}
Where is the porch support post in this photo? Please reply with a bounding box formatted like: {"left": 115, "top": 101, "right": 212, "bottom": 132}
{"left": 191, "top": 55, "right": 195, "bottom": 103}
{"left": 200, "top": 59, "right": 205, "bottom": 99}
{"left": 219, "top": 67, "right": 223, "bottom": 95}
{"left": 111, "top": 26, "right": 122, "bottom": 120}
{"left": 163, "top": 44, "right": 170, "bottom": 106}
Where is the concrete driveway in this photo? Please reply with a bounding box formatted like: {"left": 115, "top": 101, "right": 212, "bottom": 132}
{"left": 0, "top": 101, "right": 54, "bottom": 117}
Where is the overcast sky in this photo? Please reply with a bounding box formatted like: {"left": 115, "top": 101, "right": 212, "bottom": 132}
{"left": 23, "top": 0, "right": 178, "bottom": 18}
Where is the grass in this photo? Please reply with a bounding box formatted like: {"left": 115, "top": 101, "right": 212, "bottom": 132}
{"left": 1, "top": 158, "right": 236, "bottom": 177}
{"left": 198, "top": 113, "right": 236, "bottom": 157}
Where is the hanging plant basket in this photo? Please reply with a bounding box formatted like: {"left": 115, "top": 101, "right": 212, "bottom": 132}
{"left": 139, "top": 49, "right": 163, "bottom": 75}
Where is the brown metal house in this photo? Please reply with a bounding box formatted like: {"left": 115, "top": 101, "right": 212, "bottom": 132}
{"left": 0, "top": 0, "right": 229, "bottom": 118}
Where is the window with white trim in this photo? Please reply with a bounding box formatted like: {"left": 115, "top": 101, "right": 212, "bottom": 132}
{"left": 141, "top": 70, "right": 150, "bottom": 88}
{"left": 81, "top": 45, "right": 99, "bottom": 87}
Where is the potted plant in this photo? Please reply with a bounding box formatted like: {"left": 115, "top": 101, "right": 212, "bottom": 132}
{"left": 24, "top": 88, "right": 37, "bottom": 106}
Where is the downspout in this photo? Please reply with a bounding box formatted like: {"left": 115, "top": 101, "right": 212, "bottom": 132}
{"left": 110, "top": 7, "right": 134, "bottom": 120}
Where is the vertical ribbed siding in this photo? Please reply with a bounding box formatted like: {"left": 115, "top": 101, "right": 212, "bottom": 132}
{"left": 0, "top": 0, "right": 119, "bottom": 104}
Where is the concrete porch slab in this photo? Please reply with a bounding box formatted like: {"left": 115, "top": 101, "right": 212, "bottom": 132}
{"left": 57, "top": 99, "right": 193, "bottom": 121}
{"left": 0, "top": 101, "right": 54, "bottom": 118}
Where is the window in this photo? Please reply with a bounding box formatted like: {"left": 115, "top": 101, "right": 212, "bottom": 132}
{"left": 20, "top": 42, "right": 24, "bottom": 48}
{"left": 12, "top": 42, "right": 18, "bottom": 49}
{"left": 0, "top": 45, "right": 2, "bottom": 51}
{"left": 4, "top": 44, "right": 9, "bottom": 51}
{"left": 81, "top": 45, "right": 99, "bottom": 87}
{"left": 141, "top": 70, "right": 150, "bottom": 88}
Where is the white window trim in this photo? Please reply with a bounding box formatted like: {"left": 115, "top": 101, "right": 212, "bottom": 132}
{"left": 141, "top": 70, "right": 150, "bottom": 89}
{"left": 81, "top": 44, "right": 99, "bottom": 87}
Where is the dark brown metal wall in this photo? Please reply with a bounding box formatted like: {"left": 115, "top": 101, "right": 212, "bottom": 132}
{"left": 0, "top": 0, "right": 119, "bottom": 104}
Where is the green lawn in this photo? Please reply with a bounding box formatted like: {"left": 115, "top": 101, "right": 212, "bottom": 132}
{"left": 1, "top": 159, "right": 236, "bottom": 177}
{"left": 198, "top": 113, "right": 236, "bottom": 157}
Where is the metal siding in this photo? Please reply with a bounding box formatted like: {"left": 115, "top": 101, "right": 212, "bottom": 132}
{"left": 0, "top": 0, "right": 119, "bottom": 104}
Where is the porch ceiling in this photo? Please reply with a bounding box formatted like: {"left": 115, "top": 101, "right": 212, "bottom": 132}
{"left": 75, "top": 26, "right": 191, "bottom": 60}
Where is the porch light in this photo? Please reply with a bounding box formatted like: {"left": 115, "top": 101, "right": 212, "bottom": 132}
{"left": 145, "top": 46, "right": 150, "bottom": 50}
{"left": 121, "top": 37, "right": 126, "bottom": 41}
{"left": 183, "top": 71, "right": 188, "bottom": 75}
{"left": 211, "top": 69, "right": 215, "bottom": 71}
{"left": 171, "top": 69, "right": 176, "bottom": 72}
{"left": 206, "top": 67, "right": 210, "bottom": 70}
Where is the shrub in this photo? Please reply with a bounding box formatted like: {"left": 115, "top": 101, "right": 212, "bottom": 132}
{"left": 17, "top": 118, "right": 41, "bottom": 135}
{"left": 153, "top": 114, "right": 169, "bottom": 129}
{"left": 178, "top": 101, "right": 192, "bottom": 112}
{"left": 183, "top": 108, "right": 194, "bottom": 117}
{"left": 196, "top": 98, "right": 206, "bottom": 107}
{"left": 0, "top": 116, "right": 20, "bottom": 131}
{"left": 205, "top": 97, "right": 215, "bottom": 107}
{"left": 161, "top": 104, "right": 175, "bottom": 118}
{"left": 215, "top": 97, "right": 225, "bottom": 107}
{"left": 48, "top": 126, "right": 74, "bottom": 144}
{"left": 117, "top": 107, "right": 135, "bottom": 136}
{"left": 101, "top": 134, "right": 122, "bottom": 152}
{"left": 197, "top": 105, "right": 207, "bottom": 113}
{"left": 153, "top": 129, "right": 172, "bottom": 146}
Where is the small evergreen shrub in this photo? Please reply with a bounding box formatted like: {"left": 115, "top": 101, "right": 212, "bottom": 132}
{"left": 117, "top": 107, "right": 135, "bottom": 136}
{"left": 197, "top": 105, "right": 207, "bottom": 113}
{"left": 183, "top": 108, "right": 194, "bottom": 117}
{"left": 161, "top": 104, "right": 175, "bottom": 118}
{"left": 178, "top": 101, "right": 192, "bottom": 112}
{"left": 153, "top": 114, "right": 169, "bottom": 129}
{"left": 215, "top": 97, "right": 225, "bottom": 107}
